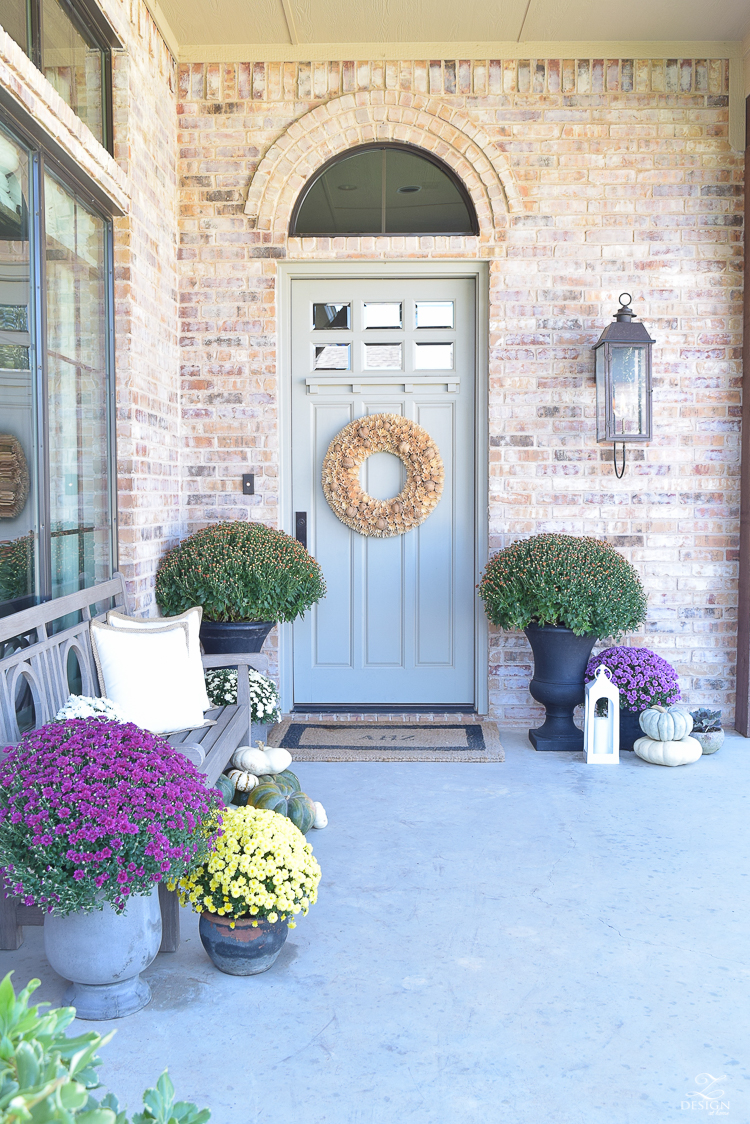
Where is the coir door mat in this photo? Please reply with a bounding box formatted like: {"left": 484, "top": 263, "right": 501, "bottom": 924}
{"left": 266, "top": 720, "right": 504, "bottom": 762}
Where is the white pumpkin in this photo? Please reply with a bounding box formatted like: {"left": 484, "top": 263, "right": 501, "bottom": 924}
{"left": 312, "top": 801, "right": 328, "bottom": 829}
{"left": 639, "top": 705, "right": 693, "bottom": 742}
{"left": 231, "top": 746, "right": 270, "bottom": 775}
{"left": 263, "top": 747, "right": 292, "bottom": 775}
{"left": 633, "top": 735, "right": 702, "bottom": 767}
{"left": 228, "top": 769, "right": 259, "bottom": 792}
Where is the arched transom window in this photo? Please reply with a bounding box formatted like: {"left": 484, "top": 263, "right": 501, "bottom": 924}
{"left": 290, "top": 143, "right": 478, "bottom": 237}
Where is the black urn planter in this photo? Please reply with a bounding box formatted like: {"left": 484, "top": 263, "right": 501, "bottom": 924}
{"left": 199, "top": 620, "right": 275, "bottom": 654}
{"left": 525, "top": 623, "right": 597, "bottom": 752}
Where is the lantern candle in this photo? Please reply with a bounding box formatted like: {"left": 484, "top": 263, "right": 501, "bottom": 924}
{"left": 584, "top": 665, "right": 620, "bottom": 764}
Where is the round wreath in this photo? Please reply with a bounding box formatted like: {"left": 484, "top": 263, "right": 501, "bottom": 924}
{"left": 321, "top": 414, "right": 444, "bottom": 538}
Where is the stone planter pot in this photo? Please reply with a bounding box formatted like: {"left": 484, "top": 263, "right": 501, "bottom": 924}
{"left": 199, "top": 621, "right": 275, "bottom": 654}
{"left": 251, "top": 722, "right": 270, "bottom": 747}
{"left": 44, "top": 888, "right": 161, "bottom": 1020}
{"left": 619, "top": 709, "right": 644, "bottom": 751}
{"left": 525, "top": 623, "right": 597, "bottom": 752}
{"left": 199, "top": 913, "right": 289, "bottom": 975}
{"left": 693, "top": 729, "right": 724, "bottom": 755}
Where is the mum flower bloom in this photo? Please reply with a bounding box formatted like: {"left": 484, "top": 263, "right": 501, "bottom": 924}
{"left": 0, "top": 719, "right": 221, "bottom": 915}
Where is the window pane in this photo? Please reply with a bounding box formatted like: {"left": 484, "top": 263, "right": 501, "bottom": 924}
{"left": 415, "top": 301, "right": 454, "bottom": 329}
{"left": 414, "top": 342, "right": 454, "bottom": 370}
{"left": 45, "top": 172, "right": 112, "bottom": 599}
{"left": 3, "top": 0, "right": 29, "bottom": 53}
{"left": 364, "top": 344, "right": 402, "bottom": 370}
{"left": 0, "top": 125, "right": 38, "bottom": 618}
{"left": 295, "top": 148, "right": 382, "bottom": 235}
{"left": 611, "top": 345, "right": 648, "bottom": 437}
{"left": 363, "top": 303, "right": 402, "bottom": 329}
{"left": 384, "top": 149, "right": 474, "bottom": 234}
{"left": 313, "top": 303, "right": 350, "bottom": 330}
{"left": 314, "top": 344, "right": 350, "bottom": 370}
{"left": 42, "top": 0, "right": 104, "bottom": 145}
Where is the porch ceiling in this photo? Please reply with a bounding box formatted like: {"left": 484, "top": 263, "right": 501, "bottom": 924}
{"left": 157, "top": 0, "right": 750, "bottom": 53}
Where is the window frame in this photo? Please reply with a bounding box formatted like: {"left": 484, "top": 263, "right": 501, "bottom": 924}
{"left": 12, "top": 0, "right": 120, "bottom": 155}
{"left": 0, "top": 101, "right": 118, "bottom": 614}
{"left": 289, "top": 143, "right": 480, "bottom": 238}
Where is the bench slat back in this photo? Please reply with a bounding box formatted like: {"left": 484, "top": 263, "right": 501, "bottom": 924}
{"left": 0, "top": 574, "right": 130, "bottom": 746}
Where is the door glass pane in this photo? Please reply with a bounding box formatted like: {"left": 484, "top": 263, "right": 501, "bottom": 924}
{"left": 414, "top": 342, "right": 454, "bottom": 370}
{"left": 45, "top": 171, "right": 112, "bottom": 599}
{"left": 3, "top": 0, "right": 29, "bottom": 53}
{"left": 42, "top": 0, "right": 104, "bottom": 145}
{"left": 313, "top": 303, "right": 350, "bottom": 330}
{"left": 0, "top": 124, "right": 38, "bottom": 618}
{"left": 384, "top": 149, "right": 474, "bottom": 234}
{"left": 364, "top": 344, "right": 402, "bottom": 370}
{"left": 314, "top": 344, "right": 350, "bottom": 370}
{"left": 363, "top": 302, "right": 402, "bottom": 329}
{"left": 415, "top": 301, "right": 454, "bottom": 329}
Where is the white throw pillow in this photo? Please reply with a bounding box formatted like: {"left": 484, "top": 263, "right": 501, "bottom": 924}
{"left": 106, "top": 606, "right": 211, "bottom": 712}
{"left": 90, "top": 620, "right": 207, "bottom": 734}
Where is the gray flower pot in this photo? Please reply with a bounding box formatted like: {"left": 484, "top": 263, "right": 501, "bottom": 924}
{"left": 44, "top": 888, "right": 161, "bottom": 1020}
{"left": 251, "top": 722, "right": 270, "bottom": 747}
{"left": 693, "top": 729, "right": 724, "bottom": 755}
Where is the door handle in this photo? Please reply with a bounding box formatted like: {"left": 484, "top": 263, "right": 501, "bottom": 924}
{"left": 295, "top": 511, "right": 307, "bottom": 550}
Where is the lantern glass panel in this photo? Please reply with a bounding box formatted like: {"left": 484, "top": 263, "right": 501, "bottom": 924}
{"left": 610, "top": 344, "right": 648, "bottom": 438}
{"left": 595, "top": 346, "right": 606, "bottom": 441}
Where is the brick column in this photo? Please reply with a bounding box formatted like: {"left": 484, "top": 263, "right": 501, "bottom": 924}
{"left": 736, "top": 94, "right": 750, "bottom": 735}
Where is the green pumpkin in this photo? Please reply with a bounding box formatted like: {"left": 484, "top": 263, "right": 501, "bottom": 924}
{"left": 639, "top": 705, "right": 693, "bottom": 742}
{"left": 247, "top": 782, "right": 288, "bottom": 816}
{"left": 286, "top": 792, "right": 315, "bottom": 834}
{"left": 247, "top": 783, "right": 315, "bottom": 833}
{"left": 215, "top": 773, "right": 235, "bottom": 806}
{"left": 267, "top": 769, "right": 301, "bottom": 795}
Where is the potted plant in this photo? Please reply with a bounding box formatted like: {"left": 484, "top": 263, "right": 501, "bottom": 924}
{"left": 205, "top": 667, "right": 281, "bottom": 745}
{"left": 155, "top": 521, "right": 326, "bottom": 654}
{"left": 170, "top": 804, "right": 321, "bottom": 976}
{"left": 690, "top": 708, "right": 724, "bottom": 754}
{"left": 0, "top": 719, "right": 220, "bottom": 1019}
{"left": 479, "top": 534, "right": 647, "bottom": 751}
{"left": 584, "top": 647, "right": 682, "bottom": 750}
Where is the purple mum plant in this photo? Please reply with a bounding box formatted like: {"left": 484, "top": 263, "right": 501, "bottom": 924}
{"left": 585, "top": 646, "right": 681, "bottom": 713}
{"left": 0, "top": 719, "right": 221, "bottom": 916}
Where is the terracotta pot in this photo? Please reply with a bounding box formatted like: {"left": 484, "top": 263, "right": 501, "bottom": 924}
{"left": 199, "top": 913, "right": 289, "bottom": 975}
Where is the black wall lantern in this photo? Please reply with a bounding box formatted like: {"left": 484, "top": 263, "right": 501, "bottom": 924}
{"left": 593, "top": 293, "right": 654, "bottom": 477}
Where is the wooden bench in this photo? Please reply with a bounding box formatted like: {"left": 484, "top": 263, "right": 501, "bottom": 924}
{"left": 0, "top": 573, "right": 267, "bottom": 952}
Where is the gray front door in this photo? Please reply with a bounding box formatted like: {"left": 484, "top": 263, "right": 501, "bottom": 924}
{"left": 291, "top": 276, "right": 476, "bottom": 706}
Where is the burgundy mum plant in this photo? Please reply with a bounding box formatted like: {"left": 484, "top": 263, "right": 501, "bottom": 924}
{"left": 0, "top": 719, "right": 221, "bottom": 916}
{"left": 585, "top": 646, "right": 681, "bottom": 712}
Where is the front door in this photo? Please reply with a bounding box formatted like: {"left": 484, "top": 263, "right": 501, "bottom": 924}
{"left": 291, "top": 276, "right": 476, "bottom": 706}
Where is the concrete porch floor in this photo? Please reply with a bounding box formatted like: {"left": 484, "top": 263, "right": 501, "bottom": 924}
{"left": 2, "top": 731, "right": 748, "bottom": 1124}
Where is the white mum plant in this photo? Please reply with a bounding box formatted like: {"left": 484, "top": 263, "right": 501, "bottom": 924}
{"left": 204, "top": 668, "right": 281, "bottom": 725}
{"left": 53, "top": 695, "right": 125, "bottom": 722}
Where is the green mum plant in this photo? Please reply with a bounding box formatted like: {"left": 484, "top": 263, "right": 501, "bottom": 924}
{"left": 155, "top": 521, "right": 326, "bottom": 624}
{"left": 0, "top": 972, "right": 209, "bottom": 1124}
{"left": 478, "top": 533, "right": 647, "bottom": 639}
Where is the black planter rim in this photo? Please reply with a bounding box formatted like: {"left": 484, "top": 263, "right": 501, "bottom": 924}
{"left": 525, "top": 621, "right": 598, "bottom": 637}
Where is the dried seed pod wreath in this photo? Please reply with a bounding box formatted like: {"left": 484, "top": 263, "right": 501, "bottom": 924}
{"left": 322, "top": 414, "right": 444, "bottom": 538}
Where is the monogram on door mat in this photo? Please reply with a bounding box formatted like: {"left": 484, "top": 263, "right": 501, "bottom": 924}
{"left": 267, "top": 721, "right": 504, "bottom": 762}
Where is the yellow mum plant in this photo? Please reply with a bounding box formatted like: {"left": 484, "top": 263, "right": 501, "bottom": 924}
{"left": 169, "top": 806, "right": 321, "bottom": 929}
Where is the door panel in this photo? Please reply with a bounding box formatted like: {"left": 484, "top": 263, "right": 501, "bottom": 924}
{"left": 291, "top": 277, "right": 475, "bottom": 706}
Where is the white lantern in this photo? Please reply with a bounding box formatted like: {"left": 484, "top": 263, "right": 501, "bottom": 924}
{"left": 584, "top": 665, "right": 620, "bottom": 764}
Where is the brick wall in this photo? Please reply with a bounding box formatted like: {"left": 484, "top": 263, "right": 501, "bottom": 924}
{"left": 177, "top": 57, "right": 744, "bottom": 723}
{"left": 104, "top": 2, "right": 180, "bottom": 613}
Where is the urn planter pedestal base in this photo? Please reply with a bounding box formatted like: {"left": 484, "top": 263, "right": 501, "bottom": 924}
{"left": 525, "top": 624, "right": 597, "bottom": 752}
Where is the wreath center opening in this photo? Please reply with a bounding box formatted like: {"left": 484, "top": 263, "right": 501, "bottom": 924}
{"left": 358, "top": 451, "right": 405, "bottom": 501}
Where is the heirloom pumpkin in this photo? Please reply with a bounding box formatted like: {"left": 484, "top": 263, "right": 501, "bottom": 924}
{"left": 215, "top": 773, "right": 235, "bottom": 805}
{"left": 231, "top": 745, "right": 293, "bottom": 775}
{"left": 633, "top": 735, "right": 702, "bottom": 767}
{"left": 638, "top": 705, "right": 693, "bottom": 742}
{"left": 228, "top": 769, "right": 259, "bottom": 793}
{"left": 247, "top": 782, "right": 316, "bottom": 833}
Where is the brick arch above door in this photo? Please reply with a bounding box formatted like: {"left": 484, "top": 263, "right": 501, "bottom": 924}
{"left": 243, "top": 90, "right": 525, "bottom": 241}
